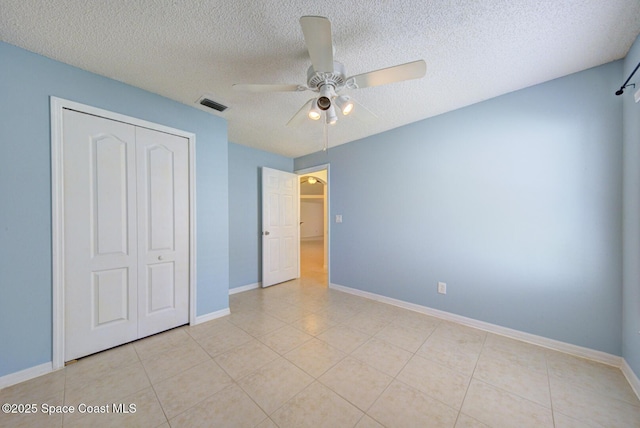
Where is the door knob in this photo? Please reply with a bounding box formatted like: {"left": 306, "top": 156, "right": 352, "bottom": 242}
{"left": 264, "top": 231, "right": 270, "bottom": 236}
{"left": 158, "top": 255, "right": 164, "bottom": 260}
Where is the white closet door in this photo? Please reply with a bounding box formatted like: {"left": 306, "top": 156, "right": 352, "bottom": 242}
{"left": 63, "top": 109, "right": 190, "bottom": 361}
{"left": 136, "top": 127, "right": 189, "bottom": 338}
{"left": 64, "top": 109, "right": 138, "bottom": 360}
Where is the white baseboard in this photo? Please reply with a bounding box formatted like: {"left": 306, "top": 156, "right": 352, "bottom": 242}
{"left": 0, "top": 362, "right": 54, "bottom": 389}
{"left": 1, "top": 309, "right": 231, "bottom": 389}
{"left": 4, "top": 284, "right": 640, "bottom": 397}
{"left": 621, "top": 359, "right": 640, "bottom": 399}
{"left": 193, "top": 307, "right": 230, "bottom": 325}
{"left": 329, "top": 283, "right": 624, "bottom": 368}
{"left": 229, "top": 282, "right": 261, "bottom": 295}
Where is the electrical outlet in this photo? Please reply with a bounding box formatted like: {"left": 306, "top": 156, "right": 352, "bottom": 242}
{"left": 437, "top": 282, "right": 447, "bottom": 295}
{"left": 335, "top": 215, "right": 343, "bottom": 223}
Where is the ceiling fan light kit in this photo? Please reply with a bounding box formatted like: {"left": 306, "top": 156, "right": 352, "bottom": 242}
{"left": 326, "top": 105, "right": 338, "bottom": 125}
{"left": 308, "top": 99, "right": 322, "bottom": 120}
{"left": 317, "top": 84, "right": 334, "bottom": 110}
{"left": 335, "top": 95, "right": 354, "bottom": 115}
{"left": 233, "top": 15, "right": 427, "bottom": 131}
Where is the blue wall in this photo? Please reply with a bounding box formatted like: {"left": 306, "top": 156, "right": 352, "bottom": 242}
{"left": 2, "top": 36, "right": 637, "bottom": 381}
{"left": 0, "top": 42, "right": 229, "bottom": 377}
{"left": 622, "top": 34, "right": 640, "bottom": 377}
{"left": 228, "top": 142, "right": 293, "bottom": 289}
{"left": 296, "top": 62, "right": 624, "bottom": 355}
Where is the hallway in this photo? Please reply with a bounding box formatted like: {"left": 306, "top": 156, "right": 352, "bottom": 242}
{"left": 300, "top": 238, "right": 327, "bottom": 286}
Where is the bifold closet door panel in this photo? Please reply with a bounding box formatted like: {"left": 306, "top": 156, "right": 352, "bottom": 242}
{"left": 135, "top": 126, "right": 189, "bottom": 338}
{"left": 63, "top": 109, "right": 139, "bottom": 361}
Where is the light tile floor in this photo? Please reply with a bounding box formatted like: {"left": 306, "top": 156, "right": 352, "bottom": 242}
{"left": 1, "top": 240, "right": 639, "bottom": 427}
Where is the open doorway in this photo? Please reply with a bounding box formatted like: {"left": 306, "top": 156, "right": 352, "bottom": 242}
{"left": 297, "top": 166, "right": 329, "bottom": 286}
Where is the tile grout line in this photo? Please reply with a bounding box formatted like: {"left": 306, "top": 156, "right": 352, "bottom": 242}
{"left": 132, "top": 340, "right": 170, "bottom": 427}
{"left": 545, "top": 350, "right": 557, "bottom": 428}
{"left": 452, "top": 327, "right": 488, "bottom": 427}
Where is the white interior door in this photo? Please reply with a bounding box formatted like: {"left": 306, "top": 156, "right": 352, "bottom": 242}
{"left": 64, "top": 110, "right": 139, "bottom": 360}
{"left": 262, "top": 167, "right": 299, "bottom": 287}
{"left": 63, "top": 109, "right": 190, "bottom": 361}
{"left": 136, "top": 127, "right": 189, "bottom": 338}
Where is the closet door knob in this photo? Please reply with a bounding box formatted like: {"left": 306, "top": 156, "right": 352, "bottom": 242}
{"left": 158, "top": 255, "right": 164, "bottom": 260}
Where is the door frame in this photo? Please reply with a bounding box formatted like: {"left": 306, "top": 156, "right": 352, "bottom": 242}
{"left": 295, "top": 164, "right": 330, "bottom": 282}
{"left": 50, "top": 97, "right": 197, "bottom": 369}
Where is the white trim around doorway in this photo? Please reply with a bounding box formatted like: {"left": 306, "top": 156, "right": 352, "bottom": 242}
{"left": 296, "top": 164, "right": 330, "bottom": 282}
{"left": 50, "top": 97, "right": 198, "bottom": 370}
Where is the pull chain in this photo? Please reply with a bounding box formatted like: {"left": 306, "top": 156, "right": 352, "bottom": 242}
{"left": 323, "top": 121, "right": 328, "bottom": 152}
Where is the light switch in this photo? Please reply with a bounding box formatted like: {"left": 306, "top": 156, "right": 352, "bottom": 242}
{"left": 335, "top": 215, "right": 343, "bottom": 223}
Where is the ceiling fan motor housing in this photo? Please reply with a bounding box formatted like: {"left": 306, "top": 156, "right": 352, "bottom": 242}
{"left": 307, "top": 61, "right": 347, "bottom": 91}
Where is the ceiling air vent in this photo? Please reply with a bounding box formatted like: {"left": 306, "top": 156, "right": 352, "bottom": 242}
{"left": 199, "top": 97, "right": 228, "bottom": 112}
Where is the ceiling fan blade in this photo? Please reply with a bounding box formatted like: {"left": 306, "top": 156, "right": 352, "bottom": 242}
{"left": 286, "top": 99, "right": 314, "bottom": 127}
{"left": 232, "top": 83, "right": 306, "bottom": 93}
{"left": 348, "top": 60, "right": 427, "bottom": 89}
{"left": 300, "top": 16, "right": 334, "bottom": 73}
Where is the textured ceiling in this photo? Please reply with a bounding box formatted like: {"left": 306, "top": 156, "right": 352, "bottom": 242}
{"left": 2, "top": 1, "right": 639, "bottom": 157}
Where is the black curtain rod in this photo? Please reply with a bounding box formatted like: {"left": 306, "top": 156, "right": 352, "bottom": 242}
{"left": 615, "top": 61, "right": 640, "bottom": 95}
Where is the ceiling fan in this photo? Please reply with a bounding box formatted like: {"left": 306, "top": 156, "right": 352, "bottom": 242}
{"left": 233, "top": 16, "right": 427, "bottom": 126}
